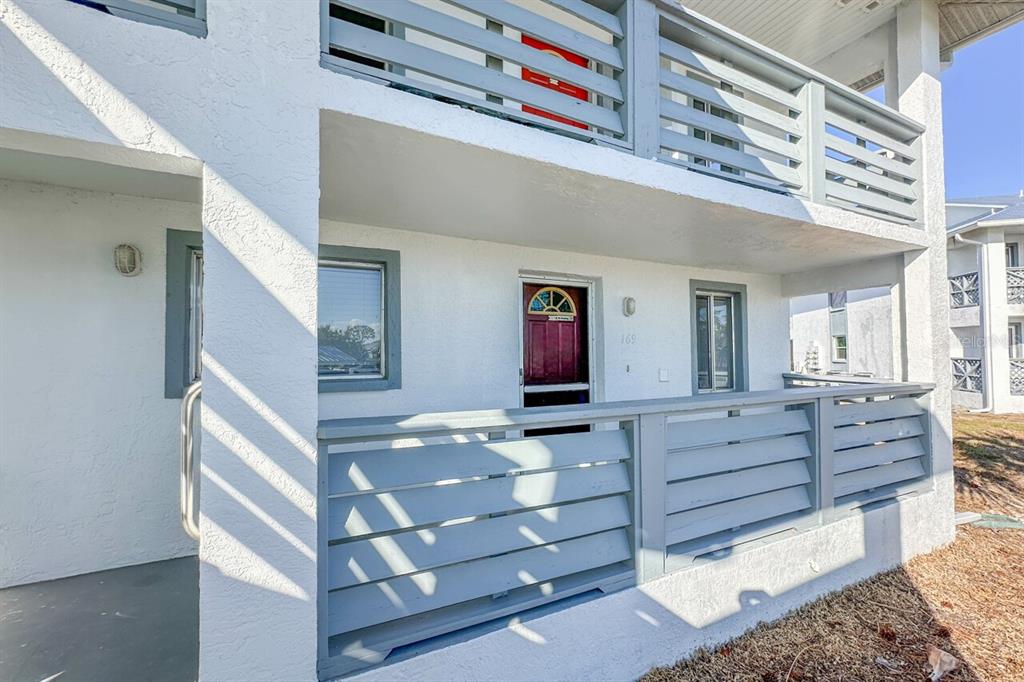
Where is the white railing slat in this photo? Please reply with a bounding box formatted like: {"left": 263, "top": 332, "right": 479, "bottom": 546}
{"left": 823, "top": 157, "right": 917, "bottom": 201}
{"left": 825, "top": 110, "right": 916, "bottom": 160}
{"left": 335, "top": 0, "right": 623, "bottom": 101}
{"left": 660, "top": 97, "right": 801, "bottom": 161}
{"left": 443, "top": 0, "right": 624, "bottom": 69}
{"left": 331, "top": 20, "right": 624, "bottom": 133}
{"left": 665, "top": 486, "right": 812, "bottom": 546}
{"left": 833, "top": 415, "right": 925, "bottom": 451}
{"left": 659, "top": 68, "right": 803, "bottom": 136}
{"left": 825, "top": 180, "right": 917, "bottom": 222}
{"left": 666, "top": 409, "right": 811, "bottom": 450}
{"left": 833, "top": 438, "right": 926, "bottom": 475}
{"left": 666, "top": 459, "right": 811, "bottom": 513}
{"left": 833, "top": 397, "right": 924, "bottom": 427}
{"left": 660, "top": 129, "right": 803, "bottom": 187}
{"left": 328, "top": 462, "right": 630, "bottom": 540}
{"left": 327, "top": 529, "right": 631, "bottom": 635}
{"left": 658, "top": 38, "right": 801, "bottom": 110}
{"left": 327, "top": 496, "right": 631, "bottom": 589}
{"left": 833, "top": 458, "right": 926, "bottom": 499}
{"left": 329, "top": 428, "right": 630, "bottom": 495}
{"left": 824, "top": 133, "right": 915, "bottom": 178}
{"left": 545, "top": 0, "right": 624, "bottom": 38}
{"left": 666, "top": 433, "right": 811, "bottom": 480}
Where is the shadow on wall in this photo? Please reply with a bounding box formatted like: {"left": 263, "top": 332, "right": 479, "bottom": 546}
{"left": 0, "top": 5, "right": 953, "bottom": 682}
{"left": 2, "top": 4, "right": 322, "bottom": 677}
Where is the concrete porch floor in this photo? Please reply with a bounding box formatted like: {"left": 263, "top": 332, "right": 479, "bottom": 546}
{"left": 0, "top": 557, "right": 198, "bottom": 682}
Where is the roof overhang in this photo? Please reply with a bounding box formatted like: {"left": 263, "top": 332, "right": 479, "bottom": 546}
{"left": 686, "top": 0, "right": 1024, "bottom": 91}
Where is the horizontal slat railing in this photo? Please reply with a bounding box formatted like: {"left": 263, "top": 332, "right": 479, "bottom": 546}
{"left": 318, "top": 410, "right": 639, "bottom": 679}
{"left": 822, "top": 107, "right": 921, "bottom": 223}
{"left": 829, "top": 390, "right": 932, "bottom": 510}
{"left": 783, "top": 372, "right": 884, "bottom": 388}
{"left": 324, "top": 0, "right": 628, "bottom": 146}
{"left": 656, "top": 8, "right": 807, "bottom": 195}
{"left": 320, "top": 0, "right": 926, "bottom": 226}
{"left": 95, "top": 0, "right": 206, "bottom": 36}
{"left": 317, "top": 381, "right": 934, "bottom": 678}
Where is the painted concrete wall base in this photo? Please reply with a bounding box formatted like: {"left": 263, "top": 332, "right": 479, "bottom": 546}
{"left": 350, "top": 488, "right": 954, "bottom": 682}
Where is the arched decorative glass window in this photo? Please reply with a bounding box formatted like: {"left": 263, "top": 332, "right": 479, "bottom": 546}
{"left": 528, "top": 286, "right": 577, "bottom": 317}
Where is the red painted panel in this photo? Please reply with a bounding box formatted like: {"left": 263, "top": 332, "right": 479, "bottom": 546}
{"left": 523, "top": 284, "right": 587, "bottom": 385}
{"left": 520, "top": 35, "right": 589, "bottom": 129}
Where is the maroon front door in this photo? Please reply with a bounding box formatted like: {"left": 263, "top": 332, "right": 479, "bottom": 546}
{"left": 522, "top": 284, "right": 589, "bottom": 416}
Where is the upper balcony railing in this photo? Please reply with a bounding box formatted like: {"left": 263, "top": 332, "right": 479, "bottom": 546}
{"left": 321, "top": 0, "right": 925, "bottom": 225}
{"left": 79, "top": 0, "right": 207, "bottom": 36}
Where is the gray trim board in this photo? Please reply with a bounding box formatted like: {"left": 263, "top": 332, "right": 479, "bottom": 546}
{"left": 165, "top": 228, "right": 202, "bottom": 399}
{"left": 318, "top": 244, "right": 402, "bottom": 392}
{"left": 688, "top": 279, "right": 749, "bottom": 395}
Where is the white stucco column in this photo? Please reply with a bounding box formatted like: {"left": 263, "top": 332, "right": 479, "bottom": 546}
{"left": 979, "top": 228, "right": 1011, "bottom": 411}
{"left": 196, "top": 3, "right": 321, "bottom": 681}
{"left": 894, "top": 0, "right": 954, "bottom": 539}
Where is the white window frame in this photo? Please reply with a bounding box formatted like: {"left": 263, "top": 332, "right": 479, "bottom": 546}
{"left": 832, "top": 334, "right": 848, "bottom": 363}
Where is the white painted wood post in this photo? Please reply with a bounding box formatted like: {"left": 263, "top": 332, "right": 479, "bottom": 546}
{"left": 636, "top": 412, "right": 667, "bottom": 582}
{"left": 801, "top": 80, "right": 826, "bottom": 203}
{"left": 620, "top": 0, "right": 660, "bottom": 159}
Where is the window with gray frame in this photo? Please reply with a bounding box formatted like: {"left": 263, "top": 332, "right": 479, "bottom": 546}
{"left": 691, "top": 281, "right": 747, "bottom": 393}
{"left": 165, "top": 229, "right": 204, "bottom": 398}
{"left": 828, "top": 290, "right": 848, "bottom": 366}
{"left": 318, "top": 245, "right": 401, "bottom": 392}
{"left": 166, "top": 236, "right": 402, "bottom": 396}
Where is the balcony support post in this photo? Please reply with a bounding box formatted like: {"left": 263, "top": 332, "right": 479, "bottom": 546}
{"left": 635, "top": 412, "right": 667, "bottom": 583}
{"left": 619, "top": 0, "right": 660, "bottom": 159}
{"left": 800, "top": 80, "right": 826, "bottom": 203}
{"left": 892, "top": 0, "right": 954, "bottom": 538}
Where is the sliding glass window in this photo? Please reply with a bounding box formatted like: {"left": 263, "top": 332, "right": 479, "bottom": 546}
{"left": 695, "top": 291, "right": 736, "bottom": 392}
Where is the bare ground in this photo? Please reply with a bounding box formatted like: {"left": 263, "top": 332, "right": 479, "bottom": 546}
{"left": 641, "top": 413, "right": 1024, "bottom": 681}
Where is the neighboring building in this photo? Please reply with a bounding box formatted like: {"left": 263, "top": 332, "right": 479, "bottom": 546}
{"left": 790, "top": 287, "right": 895, "bottom": 378}
{"left": 1, "top": 1, "right": 1014, "bottom": 680}
{"left": 947, "top": 192, "right": 1024, "bottom": 412}
{"left": 790, "top": 193, "right": 1024, "bottom": 414}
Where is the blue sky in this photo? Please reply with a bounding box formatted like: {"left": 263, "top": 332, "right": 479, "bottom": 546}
{"left": 940, "top": 21, "right": 1024, "bottom": 200}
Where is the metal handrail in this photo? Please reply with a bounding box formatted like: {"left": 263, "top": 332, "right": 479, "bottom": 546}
{"left": 180, "top": 381, "right": 201, "bottom": 540}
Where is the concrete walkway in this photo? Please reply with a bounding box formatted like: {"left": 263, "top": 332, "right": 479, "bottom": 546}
{"left": 0, "top": 557, "right": 197, "bottom": 682}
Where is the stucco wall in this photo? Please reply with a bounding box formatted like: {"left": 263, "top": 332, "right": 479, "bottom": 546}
{"left": 947, "top": 243, "right": 979, "bottom": 276}
{"left": 788, "top": 288, "right": 893, "bottom": 378}
{"left": 0, "top": 184, "right": 791, "bottom": 589}
{"left": 0, "top": 180, "right": 199, "bottom": 587}
{"left": 318, "top": 220, "right": 791, "bottom": 419}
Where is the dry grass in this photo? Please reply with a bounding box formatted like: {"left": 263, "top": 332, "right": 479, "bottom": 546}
{"left": 953, "top": 412, "right": 1024, "bottom": 517}
{"left": 642, "top": 413, "right": 1024, "bottom": 682}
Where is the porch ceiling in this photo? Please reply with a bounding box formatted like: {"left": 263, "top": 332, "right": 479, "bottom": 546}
{"left": 319, "top": 111, "right": 926, "bottom": 276}
{"left": 687, "top": 0, "right": 1024, "bottom": 73}
{"left": 0, "top": 128, "right": 201, "bottom": 202}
